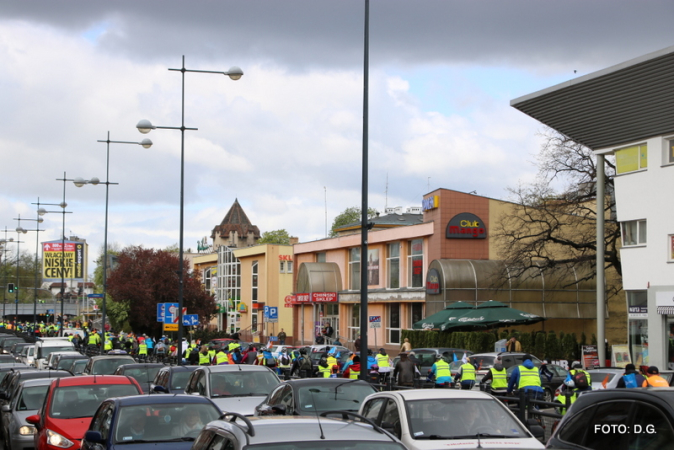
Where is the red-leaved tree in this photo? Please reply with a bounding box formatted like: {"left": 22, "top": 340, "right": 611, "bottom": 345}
{"left": 107, "top": 245, "right": 216, "bottom": 335}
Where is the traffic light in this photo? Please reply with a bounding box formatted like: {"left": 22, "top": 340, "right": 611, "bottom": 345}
{"left": 7, "top": 283, "right": 15, "bottom": 293}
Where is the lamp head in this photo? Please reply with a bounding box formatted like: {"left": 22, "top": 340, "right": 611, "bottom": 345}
{"left": 140, "top": 138, "right": 153, "bottom": 149}
{"left": 73, "top": 178, "right": 86, "bottom": 188}
{"left": 59, "top": 202, "right": 67, "bottom": 209}
{"left": 226, "top": 66, "right": 244, "bottom": 81}
{"left": 89, "top": 177, "right": 100, "bottom": 186}
{"left": 136, "top": 119, "right": 155, "bottom": 134}
{"left": 37, "top": 217, "right": 44, "bottom": 223}
{"left": 38, "top": 208, "right": 47, "bottom": 216}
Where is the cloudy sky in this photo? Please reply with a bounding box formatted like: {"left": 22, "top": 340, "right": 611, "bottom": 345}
{"left": 1, "top": 0, "right": 672, "bottom": 274}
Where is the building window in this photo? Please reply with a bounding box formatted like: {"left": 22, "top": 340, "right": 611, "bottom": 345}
{"left": 286, "top": 261, "right": 293, "bottom": 273}
{"left": 408, "top": 239, "right": 424, "bottom": 287}
{"left": 349, "top": 248, "right": 361, "bottom": 290}
{"left": 252, "top": 260, "right": 258, "bottom": 302}
{"left": 279, "top": 261, "right": 285, "bottom": 273}
{"left": 218, "top": 246, "right": 241, "bottom": 333}
{"left": 387, "top": 303, "right": 401, "bottom": 345}
{"left": 349, "top": 305, "right": 360, "bottom": 343}
{"left": 621, "top": 220, "right": 647, "bottom": 246}
{"left": 669, "top": 235, "right": 674, "bottom": 262}
{"left": 387, "top": 243, "right": 400, "bottom": 289}
{"left": 409, "top": 303, "right": 423, "bottom": 328}
{"left": 316, "top": 252, "right": 326, "bottom": 263}
{"left": 616, "top": 143, "right": 647, "bottom": 174}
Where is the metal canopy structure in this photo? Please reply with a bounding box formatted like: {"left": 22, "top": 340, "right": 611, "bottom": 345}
{"left": 511, "top": 45, "right": 674, "bottom": 150}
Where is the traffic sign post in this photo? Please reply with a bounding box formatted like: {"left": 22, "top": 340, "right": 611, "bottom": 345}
{"left": 164, "top": 303, "right": 179, "bottom": 323}
{"left": 157, "top": 303, "right": 166, "bottom": 323}
{"left": 264, "top": 306, "right": 279, "bottom": 323}
{"left": 182, "top": 314, "right": 199, "bottom": 326}
{"left": 369, "top": 316, "right": 381, "bottom": 348}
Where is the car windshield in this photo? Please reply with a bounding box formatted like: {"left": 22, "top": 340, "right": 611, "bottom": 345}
{"left": 17, "top": 385, "right": 49, "bottom": 411}
{"left": 91, "top": 358, "right": 134, "bottom": 375}
{"left": 590, "top": 372, "right": 616, "bottom": 383}
{"left": 209, "top": 371, "right": 279, "bottom": 398}
{"left": 469, "top": 355, "right": 496, "bottom": 369}
{"left": 297, "top": 383, "right": 376, "bottom": 413}
{"left": 406, "top": 398, "right": 528, "bottom": 439}
{"left": 41, "top": 346, "right": 75, "bottom": 359}
{"left": 114, "top": 402, "right": 221, "bottom": 443}
{"left": 123, "top": 367, "right": 163, "bottom": 384}
{"left": 246, "top": 442, "right": 406, "bottom": 450}
{"left": 170, "top": 371, "right": 193, "bottom": 390}
{"left": 50, "top": 384, "right": 139, "bottom": 419}
{"left": 70, "top": 360, "right": 87, "bottom": 374}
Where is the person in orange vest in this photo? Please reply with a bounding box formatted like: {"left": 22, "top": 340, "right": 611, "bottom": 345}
{"left": 642, "top": 366, "right": 669, "bottom": 387}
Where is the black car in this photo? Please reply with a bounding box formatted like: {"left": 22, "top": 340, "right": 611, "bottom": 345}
{"left": 254, "top": 378, "right": 377, "bottom": 416}
{"left": 151, "top": 365, "right": 199, "bottom": 394}
{"left": 547, "top": 388, "right": 674, "bottom": 449}
{"left": 52, "top": 354, "right": 89, "bottom": 371}
{"left": 0, "top": 339, "right": 25, "bottom": 355}
{"left": 114, "top": 363, "right": 165, "bottom": 394}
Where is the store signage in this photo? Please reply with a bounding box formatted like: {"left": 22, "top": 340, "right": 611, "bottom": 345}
{"left": 422, "top": 195, "right": 439, "bottom": 211}
{"left": 446, "top": 213, "right": 487, "bottom": 239}
{"left": 290, "top": 293, "right": 337, "bottom": 305}
{"left": 628, "top": 306, "right": 648, "bottom": 319}
{"left": 426, "top": 268, "right": 441, "bottom": 295}
{"left": 279, "top": 255, "right": 293, "bottom": 261}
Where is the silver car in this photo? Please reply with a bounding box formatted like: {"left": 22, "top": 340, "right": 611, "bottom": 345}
{"left": 184, "top": 365, "right": 280, "bottom": 415}
{"left": 1, "top": 378, "right": 52, "bottom": 450}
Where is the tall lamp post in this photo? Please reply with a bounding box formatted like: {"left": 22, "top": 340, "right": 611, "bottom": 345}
{"left": 137, "top": 56, "right": 242, "bottom": 362}
{"left": 0, "top": 229, "right": 14, "bottom": 320}
{"left": 11, "top": 220, "right": 25, "bottom": 326}
{"left": 15, "top": 213, "right": 43, "bottom": 330}
{"left": 75, "top": 132, "right": 152, "bottom": 352}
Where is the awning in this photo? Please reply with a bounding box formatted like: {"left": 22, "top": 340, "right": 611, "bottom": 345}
{"left": 657, "top": 306, "right": 674, "bottom": 315}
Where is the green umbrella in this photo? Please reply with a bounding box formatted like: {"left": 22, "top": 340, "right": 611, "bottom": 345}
{"left": 441, "top": 300, "right": 544, "bottom": 330}
{"left": 412, "top": 301, "right": 475, "bottom": 330}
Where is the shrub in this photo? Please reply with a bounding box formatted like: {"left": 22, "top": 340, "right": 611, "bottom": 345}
{"left": 534, "top": 332, "right": 546, "bottom": 359}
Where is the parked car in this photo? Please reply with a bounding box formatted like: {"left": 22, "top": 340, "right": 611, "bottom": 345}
{"left": 547, "top": 388, "right": 674, "bottom": 449}
{"left": 113, "top": 363, "right": 164, "bottom": 394}
{"left": 67, "top": 359, "right": 88, "bottom": 376}
{"left": 8, "top": 343, "right": 32, "bottom": 359}
{"left": 0, "top": 370, "right": 72, "bottom": 409}
{"left": 18, "top": 346, "right": 35, "bottom": 367}
{"left": 45, "top": 352, "right": 82, "bottom": 370}
{"left": 359, "top": 389, "right": 545, "bottom": 449}
{"left": 151, "top": 365, "right": 199, "bottom": 395}
{"left": 184, "top": 365, "right": 281, "bottom": 415}
{"left": 0, "top": 339, "right": 26, "bottom": 355}
{"left": 80, "top": 393, "right": 222, "bottom": 450}
{"left": 1, "top": 378, "right": 52, "bottom": 450}
{"left": 82, "top": 355, "right": 136, "bottom": 375}
{"left": 51, "top": 354, "right": 89, "bottom": 372}
{"left": 192, "top": 413, "right": 407, "bottom": 450}
{"left": 25, "top": 375, "right": 144, "bottom": 450}
{"left": 34, "top": 338, "right": 75, "bottom": 370}
{"left": 254, "top": 378, "right": 377, "bottom": 416}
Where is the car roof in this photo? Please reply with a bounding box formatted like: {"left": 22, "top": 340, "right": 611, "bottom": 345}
{"left": 117, "top": 363, "right": 166, "bottom": 369}
{"left": 412, "top": 348, "right": 472, "bottom": 352}
{"left": 19, "top": 378, "right": 56, "bottom": 388}
{"left": 197, "top": 365, "right": 275, "bottom": 373}
{"left": 115, "top": 393, "right": 218, "bottom": 407}
{"left": 90, "top": 355, "right": 135, "bottom": 361}
{"left": 50, "top": 375, "right": 138, "bottom": 386}
{"left": 160, "top": 365, "right": 199, "bottom": 373}
{"left": 210, "top": 416, "right": 400, "bottom": 445}
{"left": 283, "top": 378, "right": 375, "bottom": 388}
{"left": 587, "top": 368, "right": 626, "bottom": 374}
{"left": 366, "top": 388, "right": 495, "bottom": 401}
{"left": 574, "top": 387, "right": 674, "bottom": 406}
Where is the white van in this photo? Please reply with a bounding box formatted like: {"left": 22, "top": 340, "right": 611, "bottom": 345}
{"left": 35, "top": 337, "right": 76, "bottom": 370}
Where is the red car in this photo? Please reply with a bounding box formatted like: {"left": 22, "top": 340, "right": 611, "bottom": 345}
{"left": 26, "top": 375, "right": 143, "bottom": 450}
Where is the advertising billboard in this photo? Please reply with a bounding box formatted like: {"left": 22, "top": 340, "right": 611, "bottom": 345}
{"left": 42, "top": 240, "right": 86, "bottom": 281}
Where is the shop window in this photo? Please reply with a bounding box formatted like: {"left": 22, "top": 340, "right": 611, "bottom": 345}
{"left": 408, "top": 239, "right": 424, "bottom": 287}
{"left": 627, "top": 291, "right": 648, "bottom": 366}
{"left": 387, "top": 303, "right": 401, "bottom": 345}
{"left": 349, "top": 305, "right": 360, "bottom": 342}
{"left": 387, "top": 243, "right": 400, "bottom": 289}
{"left": 665, "top": 138, "right": 674, "bottom": 165}
{"left": 316, "top": 252, "right": 327, "bottom": 263}
{"left": 349, "top": 248, "right": 361, "bottom": 290}
{"left": 616, "top": 143, "right": 647, "bottom": 174}
{"left": 621, "top": 220, "right": 647, "bottom": 246}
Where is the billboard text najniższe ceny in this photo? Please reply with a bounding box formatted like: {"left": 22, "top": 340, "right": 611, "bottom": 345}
{"left": 42, "top": 241, "right": 85, "bottom": 281}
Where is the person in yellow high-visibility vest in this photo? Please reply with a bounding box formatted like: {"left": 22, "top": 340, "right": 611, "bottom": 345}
{"left": 317, "top": 355, "right": 332, "bottom": 378}
{"left": 430, "top": 355, "right": 452, "bottom": 388}
{"left": 138, "top": 341, "right": 148, "bottom": 360}
{"left": 104, "top": 338, "right": 113, "bottom": 353}
{"left": 454, "top": 359, "right": 477, "bottom": 390}
{"left": 507, "top": 354, "right": 544, "bottom": 402}
{"left": 480, "top": 361, "right": 508, "bottom": 394}
{"left": 215, "top": 349, "right": 229, "bottom": 365}
{"left": 376, "top": 348, "right": 391, "bottom": 382}
{"left": 198, "top": 346, "right": 211, "bottom": 366}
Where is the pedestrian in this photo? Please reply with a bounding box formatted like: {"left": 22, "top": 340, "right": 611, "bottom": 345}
{"left": 231, "top": 347, "right": 243, "bottom": 364}
{"left": 277, "top": 329, "right": 287, "bottom": 345}
{"left": 480, "top": 361, "right": 508, "bottom": 394}
{"left": 506, "top": 336, "right": 522, "bottom": 353}
{"left": 393, "top": 352, "right": 416, "bottom": 387}
{"left": 642, "top": 366, "right": 669, "bottom": 387}
{"left": 507, "top": 354, "right": 544, "bottom": 402}
{"left": 291, "top": 348, "right": 313, "bottom": 378}
{"left": 376, "top": 348, "right": 392, "bottom": 382}
{"left": 568, "top": 362, "right": 592, "bottom": 391}
{"left": 454, "top": 357, "right": 477, "bottom": 390}
{"left": 323, "top": 322, "right": 334, "bottom": 344}
{"left": 343, "top": 355, "right": 362, "bottom": 379}
{"left": 317, "top": 355, "right": 331, "bottom": 378}
{"left": 400, "top": 338, "right": 412, "bottom": 353}
{"left": 616, "top": 363, "right": 646, "bottom": 388}
{"left": 354, "top": 334, "right": 361, "bottom": 352}
{"left": 278, "top": 348, "right": 292, "bottom": 379}
{"left": 198, "top": 346, "right": 211, "bottom": 366}
{"left": 429, "top": 354, "right": 452, "bottom": 388}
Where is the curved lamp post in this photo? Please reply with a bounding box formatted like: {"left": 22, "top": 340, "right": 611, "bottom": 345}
{"left": 137, "top": 56, "right": 242, "bottom": 363}
{"left": 0, "top": 230, "right": 15, "bottom": 321}
{"left": 15, "top": 211, "right": 44, "bottom": 330}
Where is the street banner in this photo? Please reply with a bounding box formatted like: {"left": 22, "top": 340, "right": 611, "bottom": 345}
{"left": 42, "top": 240, "right": 86, "bottom": 281}
{"left": 611, "top": 344, "right": 632, "bottom": 369}
{"left": 581, "top": 345, "right": 599, "bottom": 369}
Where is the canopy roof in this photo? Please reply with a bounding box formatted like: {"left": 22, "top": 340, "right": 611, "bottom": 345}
{"left": 511, "top": 45, "right": 674, "bottom": 150}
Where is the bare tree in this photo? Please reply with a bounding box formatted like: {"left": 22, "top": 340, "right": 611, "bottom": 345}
{"left": 494, "top": 128, "right": 621, "bottom": 290}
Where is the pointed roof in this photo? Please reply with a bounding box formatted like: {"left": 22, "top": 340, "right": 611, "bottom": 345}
{"left": 211, "top": 199, "right": 261, "bottom": 241}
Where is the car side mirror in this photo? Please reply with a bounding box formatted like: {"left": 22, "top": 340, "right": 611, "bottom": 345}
{"left": 271, "top": 405, "right": 286, "bottom": 415}
{"left": 84, "top": 431, "right": 104, "bottom": 443}
{"left": 1, "top": 405, "right": 10, "bottom": 412}
{"left": 152, "top": 385, "right": 167, "bottom": 393}
{"left": 25, "top": 414, "right": 40, "bottom": 426}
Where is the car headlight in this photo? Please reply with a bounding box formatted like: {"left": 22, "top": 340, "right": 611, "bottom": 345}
{"left": 46, "top": 429, "right": 75, "bottom": 448}
{"left": 19, "top": 426, "right": 36, "bottom": 436}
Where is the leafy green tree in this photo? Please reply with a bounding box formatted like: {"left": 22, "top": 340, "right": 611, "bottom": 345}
{"left": 258, "top": 229, "right": 291, "bottom": 245}
{"left": 546, "top": 331, "right": 561, "bottom": 360}
{"left": 329, "top": 207, "right": 377, "bottom": 237}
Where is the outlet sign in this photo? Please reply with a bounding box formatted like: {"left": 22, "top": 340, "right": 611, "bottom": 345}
{"left": 446, "top": 213, "right": 487, "bottom": 239}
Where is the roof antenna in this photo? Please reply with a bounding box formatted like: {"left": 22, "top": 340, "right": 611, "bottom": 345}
{"left": 309, "top": 388, "right": 326, "bottom": 439}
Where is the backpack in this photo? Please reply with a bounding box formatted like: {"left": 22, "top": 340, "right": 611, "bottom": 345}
{"left": 623, "top": 373, "right": 638, "bottom": 388}
{"left": 280, "top": 354, "right": 291, "bottom": 365}
{"left": 573, "top": 370, "right": 589, "bottom": 389}
{"left": 299, "top": 356, "right": 312, "bottom": 371}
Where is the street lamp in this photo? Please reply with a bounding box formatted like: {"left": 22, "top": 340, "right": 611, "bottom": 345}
{"left": 137, "top": 56, "right": 242, "bottom": 362}
{"left": 15, "top": 211, "right": 43, "bottom": 330}
{"left": 0, "top": 229, "right": 15, "bottom": 320}
{"left": 11, "top": 219, "right": 26, "bottom": 326}
{"left": 75, "top": 132, "right": 151, "bottom": 353}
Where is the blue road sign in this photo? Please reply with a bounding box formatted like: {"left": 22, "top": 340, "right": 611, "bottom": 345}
{"left": 88, "top": 293, "right": 104, "bottom": 298}
{"left": 183, "top": 314, "right": 199, "bottom": 326}
{"left": 267, "top": 306, "right": 278, "bottom": 323}
{"left": 164, "top": 303, "right": 179, "bottom": 323}
{"left": 48, "top": 309, "right": 54, "bottom": 313}
{"left": 157, "top": 303, "right": 165, "bottom": 323}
